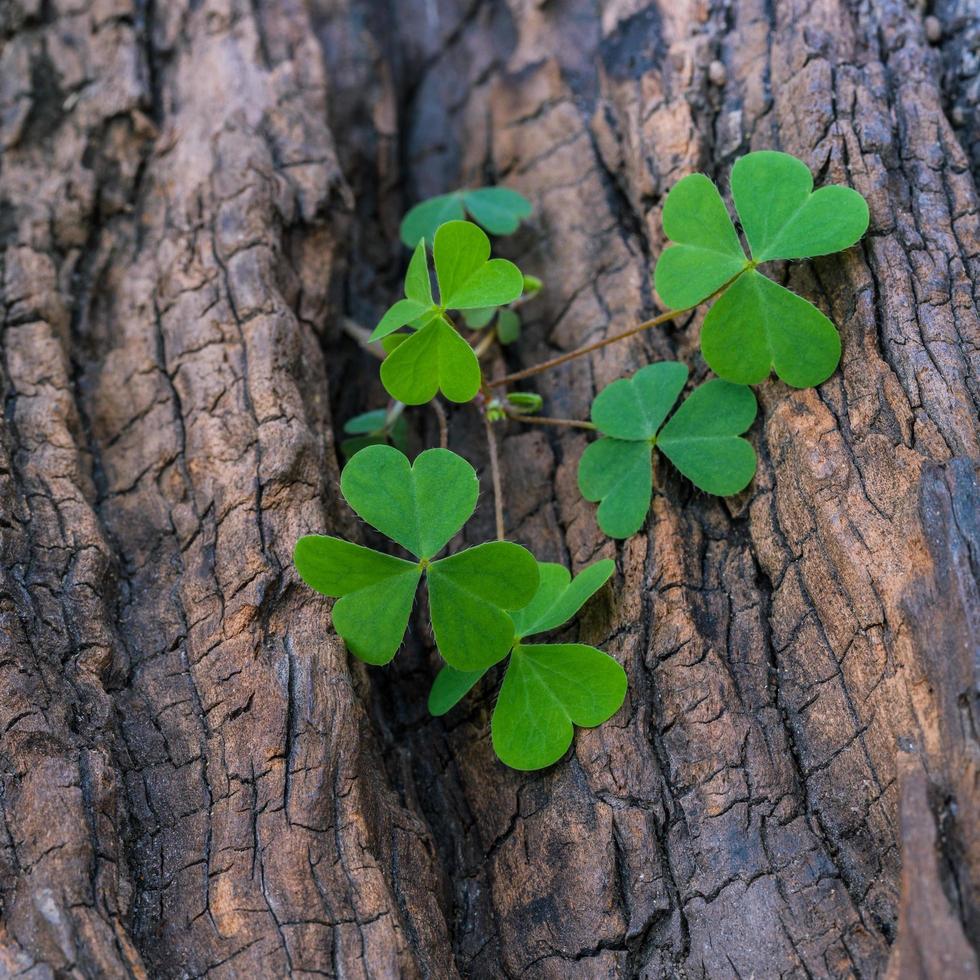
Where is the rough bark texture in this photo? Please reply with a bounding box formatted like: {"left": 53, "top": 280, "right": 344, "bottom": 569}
{"left": 0, "top": 1, "right": 978, "bottom": 977}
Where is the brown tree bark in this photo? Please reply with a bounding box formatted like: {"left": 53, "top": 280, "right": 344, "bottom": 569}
{"left": 1, "top": 1, "right": 977, "bottom": 977}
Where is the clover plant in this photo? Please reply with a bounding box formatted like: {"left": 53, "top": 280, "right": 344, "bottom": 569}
{"left": 299, "top": 154, "right": 869, "bottom": 770}
{"left": 372, "top": 221, "right": 524, "bottom": 403}
{"left": 578, "top": 362, "right": 757, "bottom": 538}
{"left": 294, "top": 446, "right": 538, "bottom": 669}
{"left": 654, "top": 151, "right": 868, "bottom": 387}
{"left": 400, "top": 186, "right": 533, "bottom": 248}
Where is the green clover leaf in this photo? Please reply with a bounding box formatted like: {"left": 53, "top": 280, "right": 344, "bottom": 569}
{"left": 404, "top": 235, "right": 434, "bottom": 305}
{"left": 433, "top": 220, "right": 524, "bottom": 309}
{"left": 380, "top": 316, "right": 482, "bottom": 405}
{"left": 578, "top": 363, "right": 757, "bottom": 538}
{"left": 427, "top": 662, "right": 487, "bottom": 717}
{"left": 294, "top": 446, "right": 538, "bottom": 667}
{"left": 653, "top": 174, "right": 748, "bottom": 310}
{"left": 589, "top": 360, "right": 688, "bottom": 440}
{"left": 428, "top": 558, "right": 616, "bottom": 716}
{"left": 293, "top": 538, "right": 421, "bottom": 665}
{"left": 653, "top": 151, "right": 868, "bottom": 388}
{"left": 491, "top": 643, "right": 626, "bottom": 770}
{"left": 730, "top": 151, "right": 870, "bottom": 262}
{"left": 374, "top": 222, "right": 524, "bottom": 404}
{"left": 339, "top": 443, "right": 477, "bottom": 557}
{"left": 656, "top": 377, "right": 758, "bottom": 494}
{"left": 370, "top": 241, "right": 436, "bottom": 341}
{"left": 340, "top": 407, "right": 409, "bottom": 460}
{"left": 508, "top": 559, "right": 615, "bottom": 639}
{"left": 578, "top": 438, "right": 653, "bottom": 540}
{"left": 428, "top": 541, "right": 540, "bottom": 671}
{"left": 700, "top": 269, "right": 840, "bottom": 387}
{"left": 400, "top": 187, "right": 533, "bottom": 248}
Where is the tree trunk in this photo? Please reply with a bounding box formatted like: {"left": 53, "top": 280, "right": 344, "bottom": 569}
{"left": 1, "top": 1, "right": 977, "bottom": 977}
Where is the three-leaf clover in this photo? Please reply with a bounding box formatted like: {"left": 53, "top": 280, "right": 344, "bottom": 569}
{"left": 371, "top": 222, "right": 524, "bottom": 404}
{"left": 578, "top": 362, "right": 757, "bottom": 538}
{"left": 429, "top": 558, "right": 626, "bottom": 770}
{"left": 400, "top": 187, "right": 533, "bottom": 248}
{"left": 294, "top": 446, "right": 538, "bottom": 668}
{"left": 653, "top": 151, "right": 869, "bottom": 387}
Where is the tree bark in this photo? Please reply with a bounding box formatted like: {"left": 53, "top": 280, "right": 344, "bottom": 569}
{"left": 1, "top": 1, "right": 977, "bottom": 977}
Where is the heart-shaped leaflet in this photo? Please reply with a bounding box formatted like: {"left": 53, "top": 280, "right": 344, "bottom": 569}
{"left": 656, "top": 379, "right": 758, "bottom": 495}
{"left": 427, "top": 542, "right": 541, "bottom": 671}
{"left": 730, "top": 151, "right": 869, "bottom": 263}
{"left": 653, "top": 174, "right": 748, "bottom": 309}
{"left": 433, "top": 220, "right": 524, "bottom": 310}
{"left": 370, "top": 241, "right": 436, "bottom": 340}
{"left": 491, "top": 643, "right": 627, "bottom": 770}
{"left": 700, "top": 269, "right": 841, "bottom": 388}
{"left": 380, "top": 316, "right": 483, "bottom": 404}
{"left": 340, "top": 445, "right": 478, "bottom": 558}
{"left": 294, "top": 537, "right": 421, "bottom": 665}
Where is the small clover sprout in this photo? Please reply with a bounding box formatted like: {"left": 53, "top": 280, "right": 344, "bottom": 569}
{"left": 400, "top": 187, "right": 533, "bottom": 248}
{"left": 429, "top": 558, "right": 626, "bottom": 770}
{"left": 484, "top": 392, "right": 543, "bottom": 422}
{"left": 578, "top": 362, "right": 757, "bottom": 538}
{"left": 340, "top": 407, "right": 409, "bottom": 459}
{"left": 294, "top": 445, "right": 538, "bottom": 669}
{"left": 372, "top": 221, "right": 524, "bottom": 404}
{"left": 505, "top": 392, "right": 543, "bottom": 414}
{"left": 654, "top": 150, "right": 869, "bottom": 387}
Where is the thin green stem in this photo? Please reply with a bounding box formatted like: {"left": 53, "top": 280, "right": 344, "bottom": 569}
{"left": 487, "top": 307, "right": 682, "bottom": 388}
{"left": 504, "top": 409, "right": 596, "bottom": 431}
{"left": 430, "top": 398, "right": 449, "bottom": 449}
{"left": 487, "top": 275, "right": 740, "bottom": 390}
{"left": 482, "top": 411, "right": 506, "bottom": 541}
{"left": 473, "top": 327, "right": 497, "bottom": 359}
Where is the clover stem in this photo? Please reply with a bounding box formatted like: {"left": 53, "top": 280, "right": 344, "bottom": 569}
{"left": 473, "top": 328, "right": 497, "bottom": 360}
{"left": 486, "top": 275, "right": 742, "bottom": 390}
{"left": 503, "top": 409, "right": 596, "bottom": 430}
{"left": 482, "top": 411, "right": 506, "bottom": 541}
{"left": 431, "top": 398, "right": 449, "bottom": 449}
{"left": 341, "top": 317, "right": 386, "bottom": 360}
{"left": 384, "top": 400, "right": 406, "bottom": 427}
{"left": 487, "top": 307, "right": 683, "bottom": 387}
